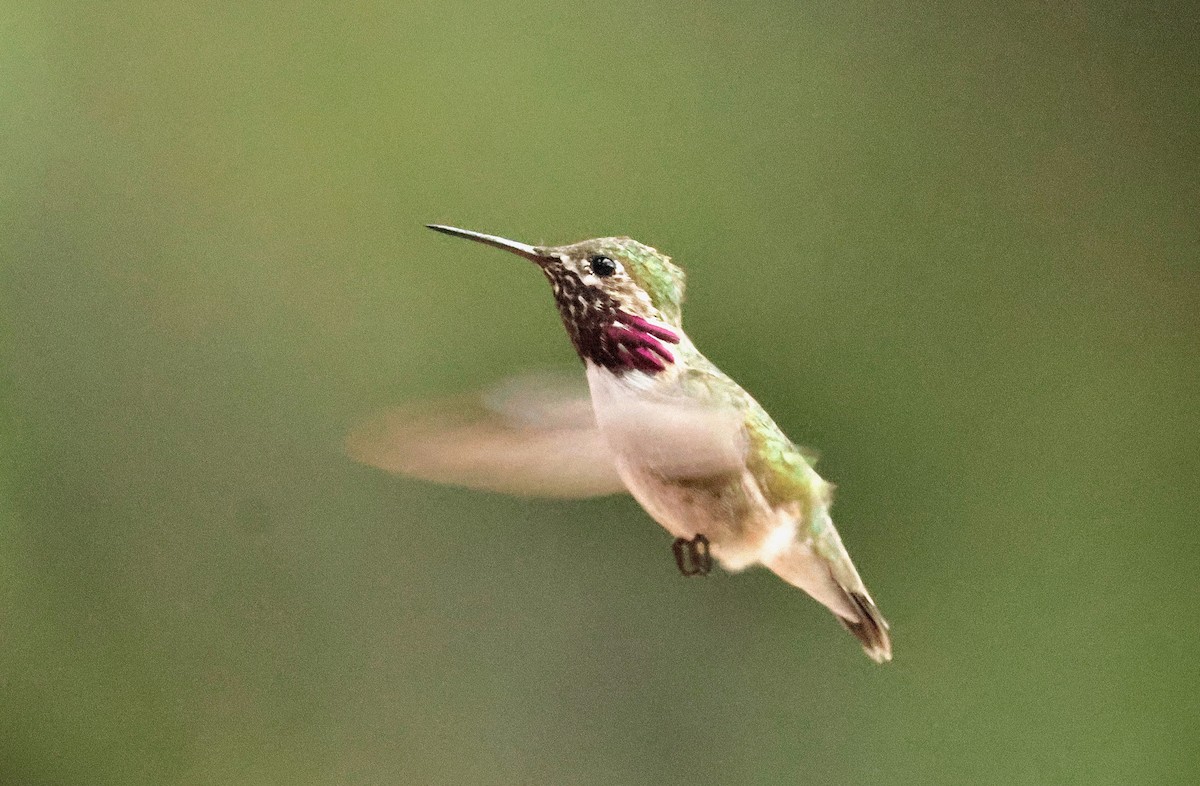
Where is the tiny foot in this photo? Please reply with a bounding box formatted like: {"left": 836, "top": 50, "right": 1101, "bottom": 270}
{"left": 671, "top": 534, "right": 712, "bottom": 577}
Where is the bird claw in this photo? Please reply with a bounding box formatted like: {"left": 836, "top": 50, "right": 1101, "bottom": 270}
{"left": 672, "top": 534, "right": 712, "bottom": 577}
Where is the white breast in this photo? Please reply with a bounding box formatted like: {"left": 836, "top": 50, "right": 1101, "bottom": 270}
{"left": 584, "top": 362, "right": 746, "bottom": 478}
{"left": 585, "top": 362, "right": 795, "bottom": 571}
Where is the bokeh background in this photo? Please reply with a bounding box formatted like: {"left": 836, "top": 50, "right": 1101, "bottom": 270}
{"left": 3, "top": 2, "right": 1198, "bottom": 783}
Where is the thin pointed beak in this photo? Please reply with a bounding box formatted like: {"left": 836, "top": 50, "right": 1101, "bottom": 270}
{"left": 426, "top": 224, "right": 550, "bottom": 264}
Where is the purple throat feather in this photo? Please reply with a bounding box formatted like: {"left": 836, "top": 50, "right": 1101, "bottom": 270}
{"left": 602, "top": 313, "right": 681, "bottom": 373}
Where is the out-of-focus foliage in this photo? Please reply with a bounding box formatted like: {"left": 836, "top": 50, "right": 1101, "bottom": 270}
{"left": 2, "top": 2, "right": 1197, "bottom": 783}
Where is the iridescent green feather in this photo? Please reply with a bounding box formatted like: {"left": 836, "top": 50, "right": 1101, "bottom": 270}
{"left": 674, "top": 351, "right": 829, "bottom": 512}
{"left": 594, "top": 238, "right": 687, "bottom": 324}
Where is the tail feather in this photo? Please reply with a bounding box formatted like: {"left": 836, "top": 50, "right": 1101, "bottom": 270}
{"left": 763, "top": 518, "right": 893, "bottom": 663}
{"left": 837, "top": 590, "right": 892, "bottom": 664}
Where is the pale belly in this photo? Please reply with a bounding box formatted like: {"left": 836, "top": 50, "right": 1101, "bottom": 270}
{"left": 585, "top": 363, "right": 798, "bottom": 571}
{"left": 614, "top": 460, "right": 798, "bottom": 572}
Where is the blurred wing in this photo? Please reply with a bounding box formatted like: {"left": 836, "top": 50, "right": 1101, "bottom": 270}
{"left": 587, "top": 368, "right": 751, "bottom": 480}
{"left": 607, "top": 397, "right": 749, "bottom": 478}
{"left": 346, "top": 372, "right": 628, "bottom": 498}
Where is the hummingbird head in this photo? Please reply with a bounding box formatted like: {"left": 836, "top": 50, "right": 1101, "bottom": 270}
{"left": 428, "top": 225, "right": 686, "bottom": 374}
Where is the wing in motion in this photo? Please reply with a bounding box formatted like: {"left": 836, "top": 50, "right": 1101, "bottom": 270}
{"left": 345, "top": 372, "right": 628, "bottom": 497}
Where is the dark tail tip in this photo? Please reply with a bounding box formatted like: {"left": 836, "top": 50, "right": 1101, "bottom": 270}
{"left": 839, "top": 591, "right": 892, "bottom": 664}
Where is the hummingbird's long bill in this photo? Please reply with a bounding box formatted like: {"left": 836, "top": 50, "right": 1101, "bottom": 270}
{"left": 426, "top": 224, "right": 547, "bottom": 263}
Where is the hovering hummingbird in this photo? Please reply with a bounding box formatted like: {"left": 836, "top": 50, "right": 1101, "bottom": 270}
{"left": 348, "top": 224, "right": 891, "bottom": 662}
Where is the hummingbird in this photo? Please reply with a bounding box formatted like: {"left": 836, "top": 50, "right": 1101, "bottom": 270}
{"left": 348, "top": 224, "right": 892, "bottom": 662}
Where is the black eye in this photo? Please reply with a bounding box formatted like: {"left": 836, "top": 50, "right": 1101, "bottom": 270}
{"left": 589, "top": 255, "right": 617, "bottom": 277}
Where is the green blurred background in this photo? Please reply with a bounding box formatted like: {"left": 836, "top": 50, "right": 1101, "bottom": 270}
{"left": 3, "top": 2, "right": 1197, "bottom": 783}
